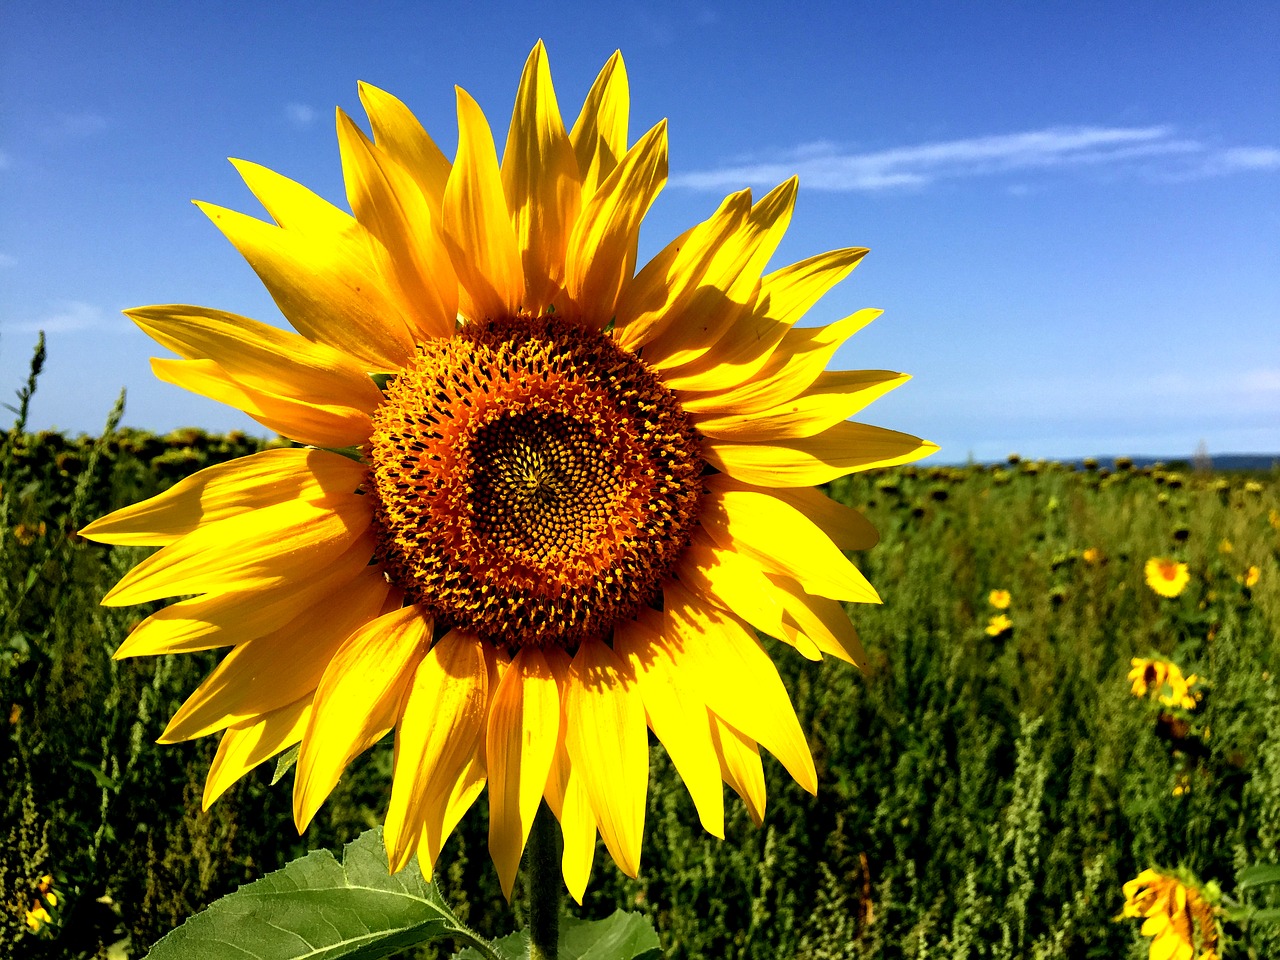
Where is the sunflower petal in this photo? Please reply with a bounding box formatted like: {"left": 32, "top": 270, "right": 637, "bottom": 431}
{"left": 767, "top": 575, "right": 868, "bottom": 667}
{"left": 80, "top": 447, "right": 365, "bottom": 547}
{"left": 677, "top": 529, "right": 788, "bottom": 638}
{"left": 359, "top": 81, "right": 452, "bottom": 217}
{"left": 486, "top": 646, "right": 561, "bottom": 899}
{"left": 700, "top": 483, "right": 880, "bottom": 603}
{"left": 204, "top": 697, "right": 311, "bottom": 808}
{"left": 564, "top": 637, "right": 647, "bottom": 878}
{"left": 569, "top": 51, "right": 628, "bottom": 202}
{"left": 101, "top": 492, "right": 372, "bottom": 606}
{"left": 614, "top": 612, "right": 725, "bottom": 838}
{"left": 678, "top": 308, "right": 882, "bottom": 414}
{"left": 294, "top": 604, "right": 431, "bottom": 832}
{"left": 385, "top": 629, "right": 488, "bottom": 873}
{"left": 660, "top": 247, "right": 869, "bottom": 393}
{"left": 150, "top": 357, "right": 373, "bottom": 449}
{"left": 693, "top": 369, "right": 910, "bottom": 441}
{"left": 337, "top": 110, "right": 457, "bottom": 340}
{"left": 664, "top": 582, "right": 816, "bottom": 794}
{"left": 613, "top": 189, "right": 750, "bottom": 350}
{"left": 501, "top": 41, "right": 580, "bottom": 314}
{"left": 709, "top": 713, "right": 766, "bottom": 825}
{"left": 564, "top": 120, "right": 667, "bottom": 327}
{"left": 762, "top": 483, "right": 880, "bottom": 551}
{"left": 442, "top": 87, "right": 524, "bottom": 321}
{"left": 196, "top": 196, "right": 414, "bottom": 369}
{"left": 644, "top": 178, "right": 798, "bottom": 369}
{"left": 541, "top": 648, "right": 597, "bottom": 904}
{"left": 159, "top": 565, "right": 395, "bottom": 743}
{"left": 115, "top": 530, "right": 377, "bottom": 657}
{"left": 128, "top": 304, "right": 385, "bottom": 411}
{"left": 704, "top": 420, "right": 938, "bottom": 488}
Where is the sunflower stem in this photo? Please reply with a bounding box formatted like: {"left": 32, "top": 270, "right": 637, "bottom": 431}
{"left": 526, "top": 800, "right": 561, "bottom": 960}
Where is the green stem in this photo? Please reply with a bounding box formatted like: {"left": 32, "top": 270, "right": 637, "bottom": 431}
{"left": 527, "top": 800, "right": 561, "bottom": 960}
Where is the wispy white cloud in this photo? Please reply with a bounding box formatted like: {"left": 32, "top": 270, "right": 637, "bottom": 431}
{"left": 671, "top": 125, "right": 1280, "bottom": 191}
{"left": 0, "top": 253, "right": 16, "bottom": 268}
{"left": 4, "top": 301, "right": 108, "bottom": 334}
{"left": 286, "top": 102, "right": 318, "bottom": 129}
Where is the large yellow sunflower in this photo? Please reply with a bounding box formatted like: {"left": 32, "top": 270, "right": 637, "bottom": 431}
{"left": 81, "top": 43, "right": 935, "bottom": 902}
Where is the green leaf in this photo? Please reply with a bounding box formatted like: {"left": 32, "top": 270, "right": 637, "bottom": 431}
{"left": 144, "top": 827, "right": 487, "bottom": 960}
{"left": 272, "top": 744, "right": 300, "bottom": 785}
{"left": 453, "top": 910, "right": 661, "bottom": 960}
{"left": 1239, "top": 864, "right": 1280, "bottom": 891}
{"left": 73, "top": 760, "right": 120, "bottom": 792}
{"left": 1249, "top": 907, "right": 1280, "bottom": 923}
{"left": 560, "top": 911, "right": 662, "bottom": 959}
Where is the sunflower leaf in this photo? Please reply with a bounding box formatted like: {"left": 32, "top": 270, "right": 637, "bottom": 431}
{"left": 143, "top": 827, "right": 488, "bottom": 960}
{"left": 452, "top": 910, "right": 661, "bottom": 960}
{"left": 1238, "top": 864, "right": 1280, "bottom": 891}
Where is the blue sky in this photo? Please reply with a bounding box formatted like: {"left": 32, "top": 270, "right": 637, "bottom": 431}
{"left": 2, "top": 1, "right": 1277, "bottom": 462}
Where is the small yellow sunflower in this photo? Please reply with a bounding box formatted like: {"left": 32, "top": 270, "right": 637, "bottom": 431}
{"left": 1241, "top": 565, "right": 1260, "bottom": 588}
{"left": 1128, "top": 657, "right": 1169, "bottom": 698}
{"left": 987, "top": 589, "right": 1011, "bottom": 610}
{"left": 1121, "top": 868, "right": 1220, "bottom": 960}
{"left": 1145, "top": 557, "right": 1190, "bottom": 598}
{"left": 81, "top": 43, "right": 935, "bottom": 901}
{"left": 985, "top": 613, "right": 1012, "bottom": 637}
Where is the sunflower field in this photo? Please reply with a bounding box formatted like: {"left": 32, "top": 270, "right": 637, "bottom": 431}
{"left": 2, "top": 342, "right": 1278, "bottom": 960}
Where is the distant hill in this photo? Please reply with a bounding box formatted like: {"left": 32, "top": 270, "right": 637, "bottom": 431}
{"left": 1046, "top": 454, "right": 1277, "bottom": 471}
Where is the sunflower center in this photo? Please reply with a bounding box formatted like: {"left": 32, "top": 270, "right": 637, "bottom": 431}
{"left": 366, "top": 315, "right": 703, "bottom": 650}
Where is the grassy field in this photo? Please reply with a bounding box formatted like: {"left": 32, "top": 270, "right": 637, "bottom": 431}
{"left": 2, "top": 359, "right": 1278, "bottom": 958}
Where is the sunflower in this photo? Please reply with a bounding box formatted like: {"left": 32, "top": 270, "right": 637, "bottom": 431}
{"left": 1145, "top": 557, "right": 1190, "bottom": 598}
{"left": 81, "top": 43, "right": 935, "bottom": 901}
{"left": 1121, "top": 868, "right": 1220, "bottom": 960}
{"left": 984, "top": 613, "right": 1012, "bottom": 637}
{"left": 987, "top": 588, "right": 1011, "bottom": 610}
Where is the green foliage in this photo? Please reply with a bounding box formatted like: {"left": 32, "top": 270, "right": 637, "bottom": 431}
{"left": 2, "top": 338, "right": 1278, "bottom": 958}
{"left": 144, "top": 828, "right": 496, "bottom": 960}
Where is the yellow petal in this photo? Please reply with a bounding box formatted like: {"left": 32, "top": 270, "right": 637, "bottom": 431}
{"left": 569, "top": 51, "right": 629, "bottom": 203}
{"left": 564, "top": 121, "right": 667, "bottom": 327}
{"left": 204, "top": 697, "right": 311, "bottom": 808}
{"left": 81, "top": 447, "right": 365, "bottom": 547}
{"left": 501, "top": 41, "right": 580, "bottom": 314}
{"left": 337, "top": 110, "right": 457, "bottom": 340}
{"left": 704, "top": 420, "right": 939, "bottom": 488}
{"left": 700, "top": 483, "right": 880, "bottom": 603}
{"left": 540, "top": 648, "right": 597, "bottom": 904}
{"left": 694, "top": 369, "right": 910, "bottom": 441}
{"left": 664, "top": 581, "right": 816, "bottom": 794}
{"left": 294, "top": 603, "right": 431, "bottom": 831}
{"left": 613, "top": 189, "right": 750, "bottom": 351}
{"left": 764, "top": 484, "right": 880, "bottom": 551}
{"left": 766, "top": 575, "right": 867, "bottom": 667}
{"left": 358, "top": 81, "right": 452, "bottom": 218}
{"left": 564, "top": 637, "right": 648, "bottom": 878}
{"left": 127, "top": 304, "right": 385, "bottom": 412}
{"left": 643, "top": 178, "right": 798, "bottom": 369}
{"left": 160, "top": 565, "right": 394, "bottom": 742}
{"left": 676, "top": 529, "right": 788, "bottom": 639}
{"left": 196, "top": 195, "right": 414, "bottom": 370}
{"left": 442, "top": 87, "right": 524, "bottom": 321}
{"left": 115, "top": 530, "right": 377, "bottom": 657}
{"left": 678, "top": 308, "right": 881, "bottom": 414}
{"left": 150, "top": 356, "right": 373, "bottom": 449}
{"left": 709, "top": 713, "right": 766, "bottom": 825}
{"left": 660, "top": 247, "right": 869, "bottom": 394}
{"left": 614, "top": 612, "right": 724, "bottom": 838}
{"left": 102, "top": 492, "right": 372, "bottom": 606}
{"left": 486, "top": 646, "right": 562, "bottom": 899}
{"left": 385, "top": 629, "right": 488, "bottom": 873}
